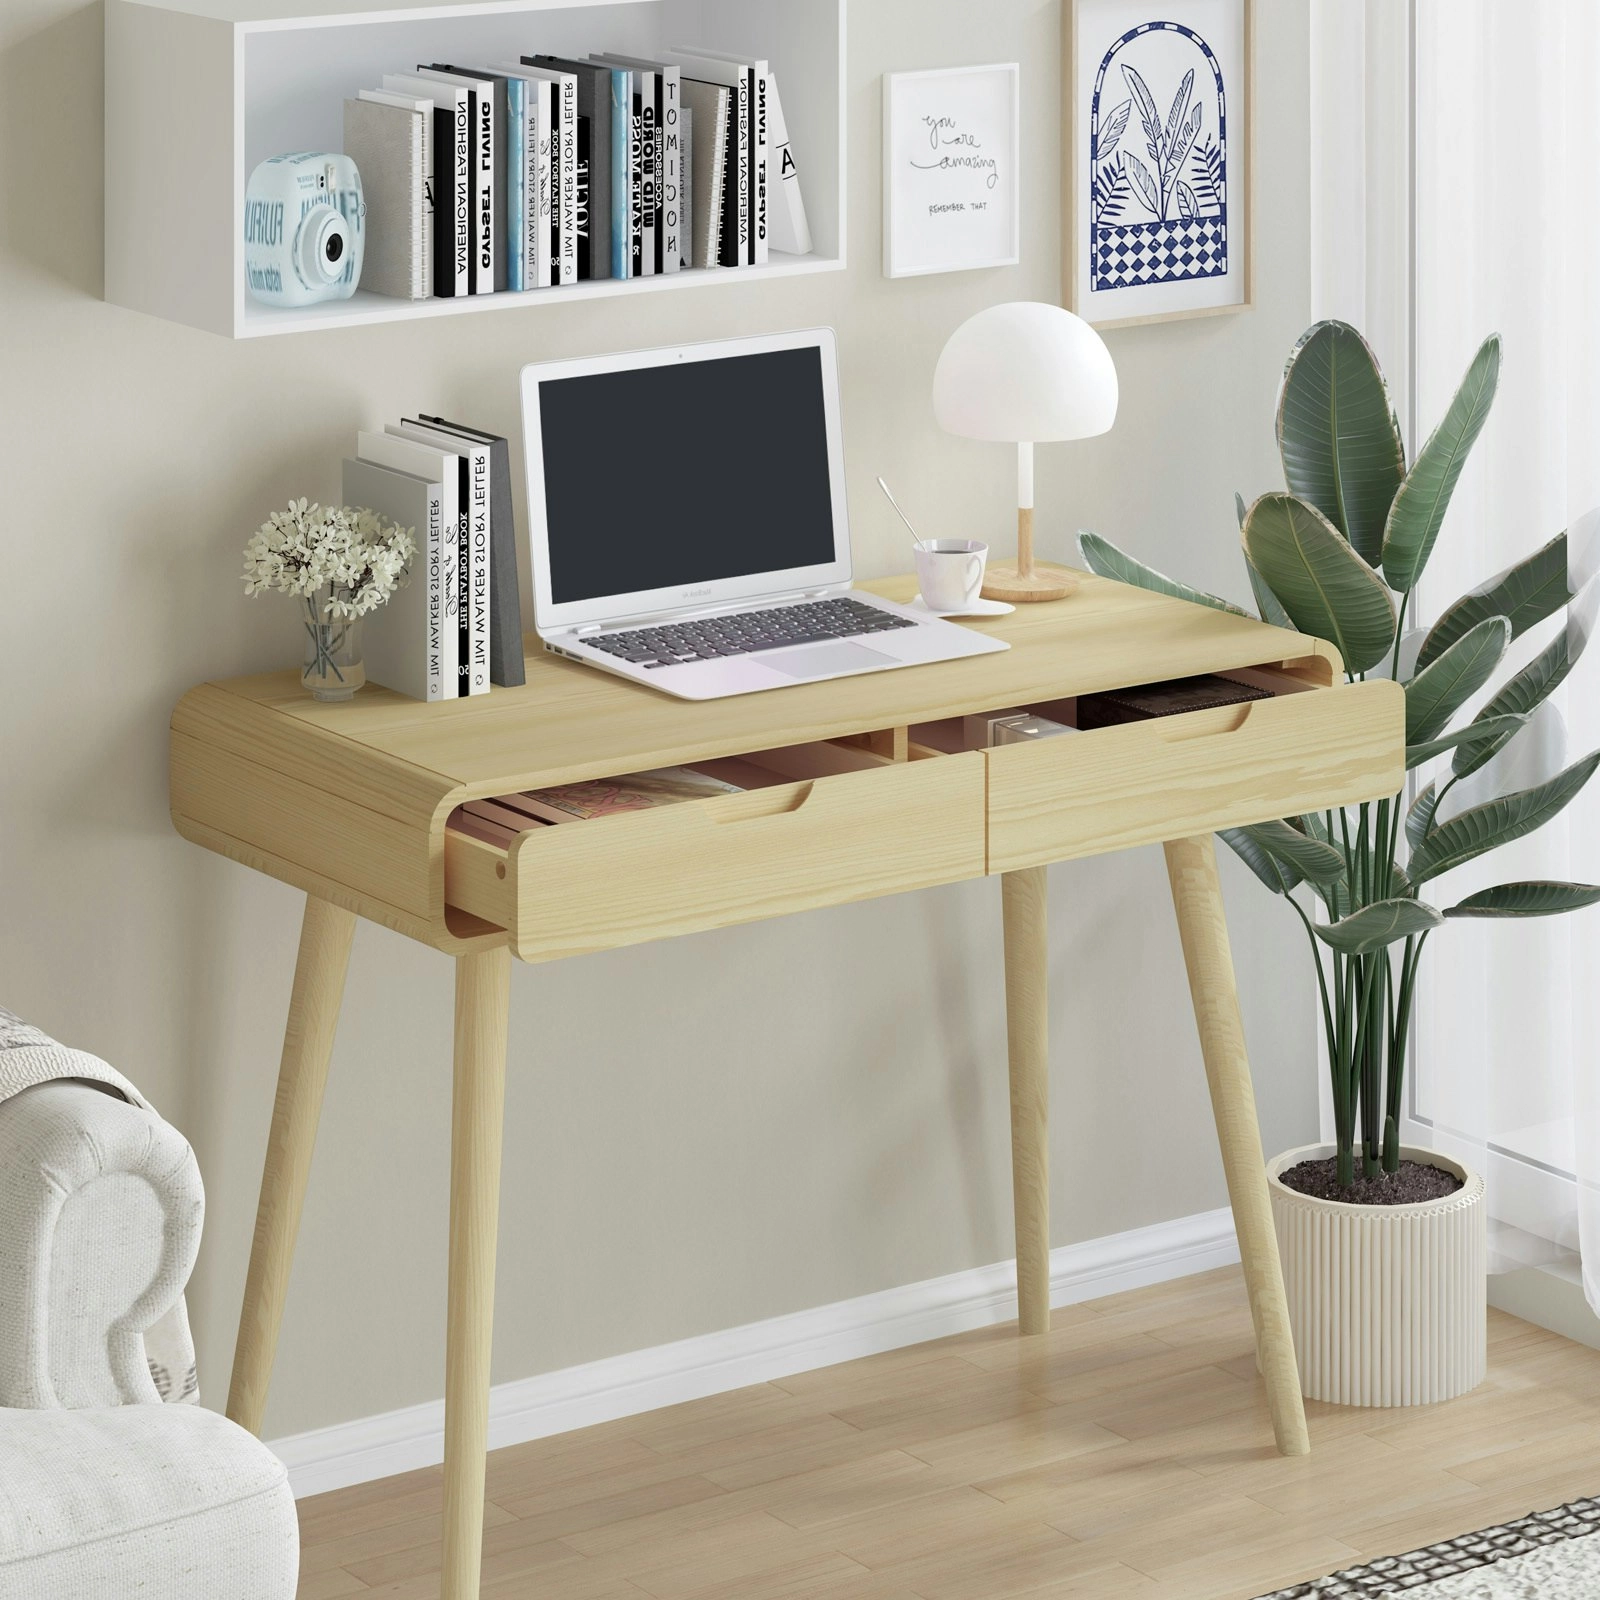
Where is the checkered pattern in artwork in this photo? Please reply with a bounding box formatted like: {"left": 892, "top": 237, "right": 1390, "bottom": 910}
{"left": 1092, "top": 216, "right": 1227, "bottom": 291}
{"left": 1255, "top": 1496, "right": 1600, "bottom": 1596}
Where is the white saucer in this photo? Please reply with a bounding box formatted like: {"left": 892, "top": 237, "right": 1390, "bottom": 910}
{"left": 909, "top": 595, "right": 1016, "bottom": 619}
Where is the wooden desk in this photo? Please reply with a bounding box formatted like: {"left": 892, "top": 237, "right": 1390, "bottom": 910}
{"left": 172, "top": 570, "right": 1404, "bottom": 1600}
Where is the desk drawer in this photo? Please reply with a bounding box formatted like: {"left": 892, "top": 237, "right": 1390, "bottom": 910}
{"left": 447, "top": 741, "right": 986, "bottom": 962}
{"left": 985, "top": 675, "right": 1404, "bottom": 874}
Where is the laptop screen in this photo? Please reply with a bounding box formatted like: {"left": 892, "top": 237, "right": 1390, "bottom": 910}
{"left": 537, "top": 345, "right": 839, "bottom": 606}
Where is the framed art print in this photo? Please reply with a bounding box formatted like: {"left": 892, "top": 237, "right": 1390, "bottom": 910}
{"left": 883, "top": 64, "right": 1021, "bottom": 278}
{"left": 1064, "top": 0, "right": 1252, "bottom": 327}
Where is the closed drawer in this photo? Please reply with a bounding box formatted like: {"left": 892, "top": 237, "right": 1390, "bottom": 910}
{"left": 985, "top": 676, "right": 1404, "bottom": 874}
{"left": 446, "top": 741, "right": 987, "bottom": 963}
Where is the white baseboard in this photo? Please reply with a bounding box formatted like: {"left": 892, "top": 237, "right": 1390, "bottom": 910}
{"left": 271, "top": 1207, "right": 1239, "bottom": 1500}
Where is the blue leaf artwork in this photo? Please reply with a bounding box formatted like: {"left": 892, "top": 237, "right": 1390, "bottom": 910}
{"left": 1089, "top": 21, "right": 1228, "bottom": 291}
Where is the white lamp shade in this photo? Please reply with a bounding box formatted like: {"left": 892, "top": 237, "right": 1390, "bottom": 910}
{"left": 932, "top": 301, "right": 1119, "bottom": 443}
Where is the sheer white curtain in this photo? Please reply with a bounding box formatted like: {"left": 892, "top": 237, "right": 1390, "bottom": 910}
{"left": 1312, "top": 0, "right": 1600, "bottom": 1306}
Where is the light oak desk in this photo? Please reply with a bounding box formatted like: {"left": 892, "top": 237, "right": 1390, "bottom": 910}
{"left": 171, "top": 569, "right": 1403, "bottom": 1600}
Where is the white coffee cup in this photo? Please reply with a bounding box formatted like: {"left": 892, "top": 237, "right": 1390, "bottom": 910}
{"left": 915, "top": 539, "right": 988, "bottom": 613}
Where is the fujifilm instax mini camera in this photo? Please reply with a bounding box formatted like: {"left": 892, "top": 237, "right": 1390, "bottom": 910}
{"left": 243, "top": 153, "right": 365, "bottom": 309}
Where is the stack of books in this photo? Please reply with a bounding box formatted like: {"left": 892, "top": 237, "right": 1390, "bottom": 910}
{"left": 341, "top": 47, "right": 812, "bottom": 302}
{"left": 344, "top": 418, "right": 524, "bottom": 701}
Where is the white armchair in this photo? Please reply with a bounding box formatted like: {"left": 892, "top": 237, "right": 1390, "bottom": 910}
{"left": 0, "top": 1078, "right": 298, "bottom": 1599}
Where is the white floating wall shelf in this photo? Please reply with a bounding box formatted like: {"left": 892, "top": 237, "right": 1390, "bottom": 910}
{"left": 106, "top": 0, "right": 846, "bottom": 338}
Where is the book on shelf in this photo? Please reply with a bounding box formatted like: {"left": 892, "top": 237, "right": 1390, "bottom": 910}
{"left": 417, "top": 414, "right": 525, "bottom": 687}
{"left": 680, "top": 78, "right": 728, "bottom": 269}
{"left": 417, "top": 68, "right": 495, "bottom": 294}
{"left": 526, "top": 57, "right": 611, "bottom": 281}
{"left": 766, "top": 72, "right": 811, "bottom": 257}
{"left": 356, "top": 428, "right": 460, "bottom": 695}
{"left": 679, "top": 104, "right": 693, "bottom": 269}
{"left": 674, "top": 47, "right": 767, "bottom": 265}
{"left": 343, "top": 96, "right": 430, "bottom": 300}
{"left": 342, "top": 457, "right": 447, "bottom": 701}
{"left": 433, "top": 65, "right": 517, "bottom": 293}
{"left": 593, "top": 56, "right": 650, "bottom": 278}
{"left": 383, "top": 73, "right": 470, "bottom": 296}
{"left": 490, "top": 64, "right": 555, "bottom": 288}
{"left": 672, "top": 52, "right": 750, "bottom": 268}
{"left": 594, "top": 55, "right": 681, "bottom": 275}
{"left": 387, "top": 420, "right": 487, "bottom": 697}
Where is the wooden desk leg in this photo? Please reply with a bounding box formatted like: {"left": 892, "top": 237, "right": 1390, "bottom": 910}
{"left": 227, "top": 894, "right": 356, "bottom": 1436}
{"left": 1163, "top": 835, "right": 1310, "bottom": 1458}
{"left": 1002, "top": 867, "right": 1051, "bottom": 1336}
{"left": 441, "top": 946, "right": 512, "bottom": 1600}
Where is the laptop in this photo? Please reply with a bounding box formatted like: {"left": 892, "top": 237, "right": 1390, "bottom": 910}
{"left": 519, "top": 328, "right": 1009, "bottom": 700}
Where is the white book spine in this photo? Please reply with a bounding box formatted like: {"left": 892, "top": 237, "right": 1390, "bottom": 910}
{"left": 750, "top": 67, "right": 769, "bottom": 264}
{"left": 467, "top": 447, "right": 491, "bottom": 695}
{"left": 471, "top": 86, "right": 494, "bottom": 293}
{"left": 660, "top": 69, "right": 682, "bottom": 273}
{"left": 531, "top": 79, "right": 551, "bottom": 288}
{"left": 422, "top": 484, "right": 447, "bottom": 698}
{"left": 679, "top": 105, "right": 693, "bottom": 269}
{"left": 766, "top": 72, "right": 812, "bottom": 257}
{"left": 558, "top": 79, "right": 578, "bottom": 285}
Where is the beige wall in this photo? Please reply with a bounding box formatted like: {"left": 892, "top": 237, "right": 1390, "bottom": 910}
{"left": 1, "top": 0, "right": 1315, "bottom": 1439}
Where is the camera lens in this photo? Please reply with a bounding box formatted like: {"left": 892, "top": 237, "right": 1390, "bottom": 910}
{"left": 325, "top": 233, "right": 344, "bottom": 264}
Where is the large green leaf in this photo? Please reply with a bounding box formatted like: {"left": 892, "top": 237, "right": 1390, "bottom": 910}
{"left": 1242, "top": 494, "right": 1397, "bottom": 673}
{"left": 1453, "top": 628, "right": 1578, "bottom": 780}
{"left": 1416, "top": 531, "right": 1571, "bottom": 669}
{"left": 1076, "top": 531, "right": 1247, "bottom": 615}
{"left": 1444, "top": 881, "right": 1600, "bottom": 919}
{"left": 1315, "top": 897, "right": 1444, "bottom": 955}
{"left": 1407, "top": 713, "right": 1527, "bottom": 769}
{"left": 1403, "top": 617, "right": 1510, "bottom": 744}
{"left": 1238, "top": 819, "right": 1347, "bottom": 885}
{"left": 1291, "top": 814, "right": 1356, "bottom": 918}
{"left": 1218, "top": 827, "right": 1301, "bottom": 895}
{"left": 1381, "top": 336, "right": 1502, "bottom": 592}
{"left": 1276, "top": 320, "right": 1406, "bottom": 567}
{"left": 1406, "top": 782, "right": 1441, "bottom": 851}
{"left": 1408, "top": 749, "right": 1600, "bottom": 884}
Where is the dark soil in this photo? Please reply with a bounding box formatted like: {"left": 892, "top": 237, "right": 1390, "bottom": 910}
{"left": 1278, "top": 1156, "right": 1463, "bottom": 1206}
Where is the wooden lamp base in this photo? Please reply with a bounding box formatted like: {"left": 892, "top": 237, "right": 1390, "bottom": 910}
{"left": 981, "top": 506, "right": 1079, "bottom": 604}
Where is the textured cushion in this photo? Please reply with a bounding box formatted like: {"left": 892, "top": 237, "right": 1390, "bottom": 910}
{"left": 0, "top": 1405, "right": 297, "bottom": 1599}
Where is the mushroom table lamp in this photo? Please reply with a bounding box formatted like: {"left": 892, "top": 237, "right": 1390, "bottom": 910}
{"left": 932, "top": 302, "right": 1119, "bottom": 602}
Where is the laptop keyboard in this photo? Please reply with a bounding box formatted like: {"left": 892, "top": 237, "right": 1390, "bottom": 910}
{"left": 583, "top": 597, "right": 917, "bottom": 669}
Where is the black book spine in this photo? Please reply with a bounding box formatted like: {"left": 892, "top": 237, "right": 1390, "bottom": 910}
{"left": 575, "top": 114, "right": 593, "bottom": 280}
{"left": 430, "top": 106, "right": 456, "bottom": 296}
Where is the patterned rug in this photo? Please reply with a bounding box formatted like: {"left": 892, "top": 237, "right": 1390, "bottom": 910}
{"left": 1256, "top": 1497, "right": 1600, "bottom": 1597}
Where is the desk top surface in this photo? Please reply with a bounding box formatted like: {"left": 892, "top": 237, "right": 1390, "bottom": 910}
{"left": 179, "top": 570, "right": 1333, "bottom": 801}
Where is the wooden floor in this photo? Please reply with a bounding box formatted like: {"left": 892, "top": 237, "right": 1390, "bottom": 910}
{"left": 296, "top": 1267, "right": 1600, "bottom": 1600}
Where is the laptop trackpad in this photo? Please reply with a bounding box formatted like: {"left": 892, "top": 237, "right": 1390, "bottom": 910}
{"left": 762, "top": 642, "right": 895, "bottom": 679}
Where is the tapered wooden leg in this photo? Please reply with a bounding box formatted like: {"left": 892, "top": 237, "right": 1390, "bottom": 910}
{"left": 441, "top": 946, "right": 512, "bottom": 1600}
{"left": 1164, "top": 835, "right": 1310, "bottom": 1457}
{"left": 227, "top": 895, "right": 356, "bottom": 1436}
{"left": 1002, "top": 867, "right": 1051, "bottom": 1336}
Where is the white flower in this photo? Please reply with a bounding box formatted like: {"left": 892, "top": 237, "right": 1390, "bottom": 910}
{"left": 242, "top": 498, "right": 417, "bottom": 620}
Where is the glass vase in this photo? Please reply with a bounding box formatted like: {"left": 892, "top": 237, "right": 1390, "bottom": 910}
{"left": 301, "top": 598, "right": 365, "bottom": 702}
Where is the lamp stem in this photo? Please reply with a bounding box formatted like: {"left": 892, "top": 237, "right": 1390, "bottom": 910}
{"left": 1016, "top": 441, "right": 1035, "bottom": 579}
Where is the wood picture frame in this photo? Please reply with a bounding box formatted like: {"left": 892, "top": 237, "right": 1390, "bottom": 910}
{"left": 882, "top": 63, "right": 1021, "bottom": 279}
{"left": 1062, "top": 0, "right": 1254, "bottom": 329}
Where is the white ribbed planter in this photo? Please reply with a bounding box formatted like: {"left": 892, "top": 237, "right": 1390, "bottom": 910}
{"left": 1267, "top": 1143, "right": 1486, "bottom": 1407}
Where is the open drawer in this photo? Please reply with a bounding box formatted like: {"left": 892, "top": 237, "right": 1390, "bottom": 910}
{"left": 445, "top": 739, "right": 986, "bottom": 963}
{"left": 968, "top": 666, "right": 1405, "bottom": 875}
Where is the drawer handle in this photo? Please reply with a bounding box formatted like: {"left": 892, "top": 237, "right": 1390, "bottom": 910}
{"left": 1159, "top": 704, "right": 1257, "bottom": 741}
{"left": 712, "top": 781, "right": 815, "bottom": 822}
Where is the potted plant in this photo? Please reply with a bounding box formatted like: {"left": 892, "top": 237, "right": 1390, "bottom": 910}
{"left": 242, "top": 498, "right": 415, "bottom": 701}
{"left": 1080, "top": 321, "right": 1600, "bottom": 1406}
